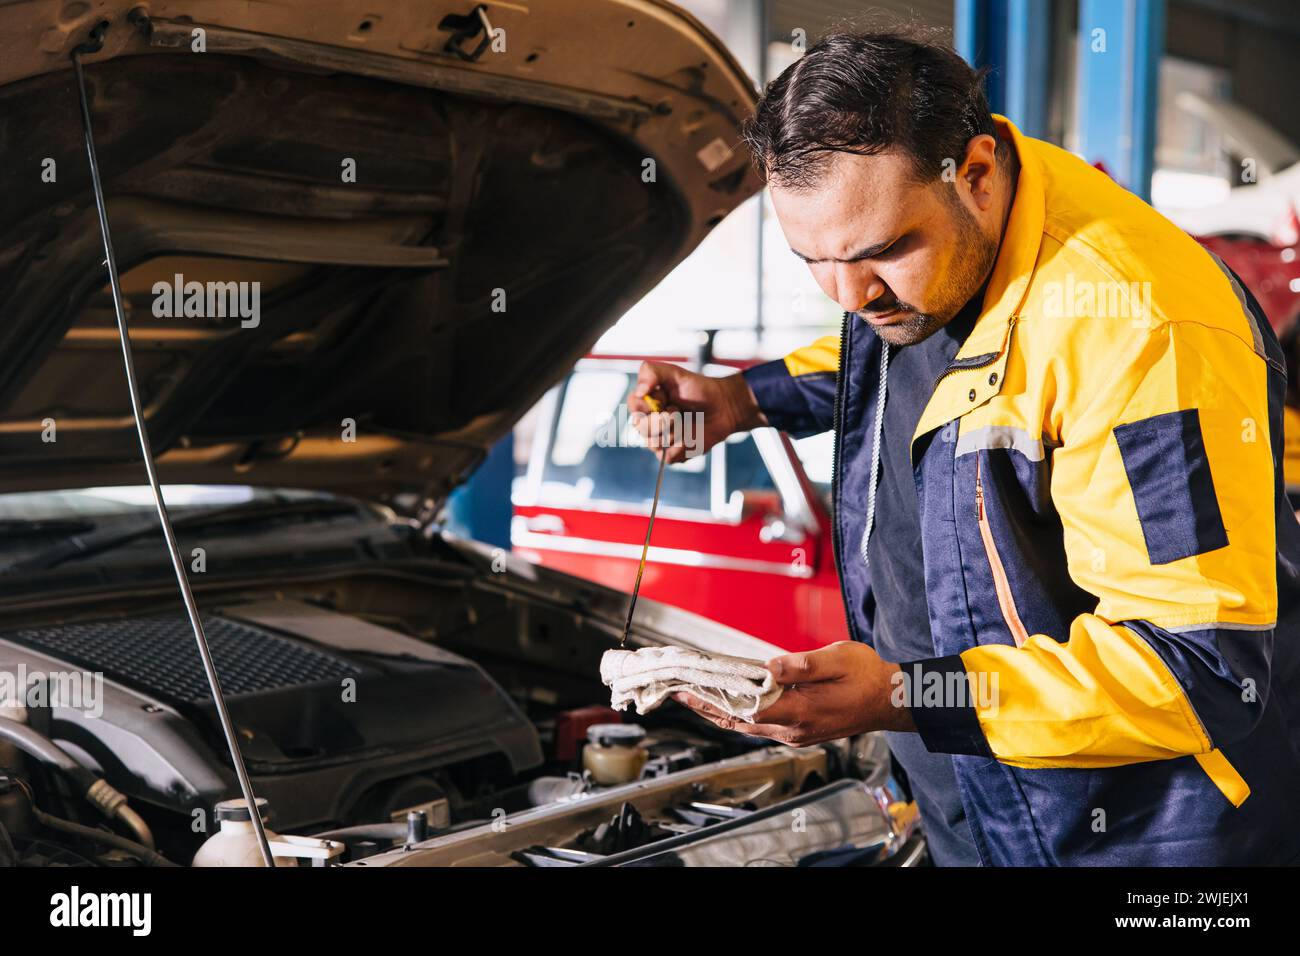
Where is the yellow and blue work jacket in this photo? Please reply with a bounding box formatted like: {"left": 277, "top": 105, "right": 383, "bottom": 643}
{"left": 743, "top": 117, "right": 1300, "bottom": 865}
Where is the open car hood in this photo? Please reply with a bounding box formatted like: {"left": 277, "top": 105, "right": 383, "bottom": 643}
{"left": 0, "top": 0, "right": 760, "bottom": 504}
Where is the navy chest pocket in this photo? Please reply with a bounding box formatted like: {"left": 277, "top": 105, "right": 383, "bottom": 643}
{"left": 1112, "top": 408, "right": 1229, "bottom": 565}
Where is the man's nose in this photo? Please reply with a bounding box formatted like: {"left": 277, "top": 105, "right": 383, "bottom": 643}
{"left": 835, "top": 264, "right": 885, "bottom": 313}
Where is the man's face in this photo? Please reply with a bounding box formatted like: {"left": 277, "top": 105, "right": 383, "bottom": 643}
{"left": 769, "top": 144, "right": 1003, "bottom": 347}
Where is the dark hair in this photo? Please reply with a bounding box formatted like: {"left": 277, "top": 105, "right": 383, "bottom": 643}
{"left": 741, "top": 29, "right": 996, "bottom": 188}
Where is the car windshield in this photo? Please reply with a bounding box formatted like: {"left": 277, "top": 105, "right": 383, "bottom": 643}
{"left": 0, "top": 485, "right": 317, "bottom": 522}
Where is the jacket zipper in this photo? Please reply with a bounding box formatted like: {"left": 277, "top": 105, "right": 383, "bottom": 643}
{"left": 927, "top": 314, "right": 1017, "bottom": 394}
{"left": 975, "top": 452, "right": 1030, "bottom": 648}
{"left": 830, "top": 310, "right": 859, "bottom": 642}
{"left": 836, "top": 314, "right": 1010, "bottom": 646}
{"left": 930, "top": 348, "right": 1002, "bottom": 392}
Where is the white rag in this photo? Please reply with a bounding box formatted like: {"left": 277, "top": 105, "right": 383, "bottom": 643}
{"left": 600, "top": 646, "right": 781, "bottom": 722}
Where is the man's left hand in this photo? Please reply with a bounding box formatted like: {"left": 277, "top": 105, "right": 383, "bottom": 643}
{"left": 673, "top": 641, "right": 915, "bottom": 745}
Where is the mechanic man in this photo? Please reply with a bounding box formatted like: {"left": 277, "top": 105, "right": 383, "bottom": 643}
{"left": 629, "top": 30, "right": 1300, "bottom": 865}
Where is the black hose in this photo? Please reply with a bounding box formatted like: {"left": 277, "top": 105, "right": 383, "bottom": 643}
{"left": 0, "top": 720, "right": 155, "bottom": 846}
{"left": 0, "top": 720, "right": 97, "bottom": 792}
{"left": 31, "top": 808, "right": 179, "bottom": 867}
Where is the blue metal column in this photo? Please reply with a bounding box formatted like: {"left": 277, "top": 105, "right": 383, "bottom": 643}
{"left": 444, "top": 432, "right": 515, "bottom": 549}
{"left": 954, "top": 0, "right": 1051, "bottom": 140}
{"left": 1075, "top": 0, "right": 1165, "bottom": 201}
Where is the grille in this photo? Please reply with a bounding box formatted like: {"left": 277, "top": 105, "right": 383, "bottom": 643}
{"left": 5, "top": 614, "right": 362, "bottom": 705}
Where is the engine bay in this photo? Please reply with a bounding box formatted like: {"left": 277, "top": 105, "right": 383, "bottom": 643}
{"left": 0, "top": 558, "right": 918, "bottom": 867}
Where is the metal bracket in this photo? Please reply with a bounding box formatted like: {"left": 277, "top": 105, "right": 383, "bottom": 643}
{"left": 71, "top": 19, "right": 109, "bottom": 57}
{"left": 437, "top": 4, "right": 495, "bottom": 62}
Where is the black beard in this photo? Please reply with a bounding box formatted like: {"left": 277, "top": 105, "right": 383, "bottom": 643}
{"left": 867, "top": 308, "right": 951, "bottom": 346}
{"left": 863, "top": 197, "right": 999, "bottom": 347}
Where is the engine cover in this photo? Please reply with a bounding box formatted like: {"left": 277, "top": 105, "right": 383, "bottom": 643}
{"left": 0, "top": 599, "right": 542, "bottom": 830}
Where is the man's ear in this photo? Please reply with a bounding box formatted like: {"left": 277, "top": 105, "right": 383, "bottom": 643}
{"left": 960, "top": 134, "right": 1000, "bottom": 210}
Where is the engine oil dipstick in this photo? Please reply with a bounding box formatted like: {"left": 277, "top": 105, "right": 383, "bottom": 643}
{"left": 620, "top": 393, "right": 670, "bottom": 648}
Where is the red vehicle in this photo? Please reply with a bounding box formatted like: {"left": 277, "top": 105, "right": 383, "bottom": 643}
{"left": 513, "top": 355, "right": 849, "bottom": 652}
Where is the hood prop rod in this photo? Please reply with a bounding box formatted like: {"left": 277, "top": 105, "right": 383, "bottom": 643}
{"left": 70, "top": 21, "right": 276, "bottom": 868}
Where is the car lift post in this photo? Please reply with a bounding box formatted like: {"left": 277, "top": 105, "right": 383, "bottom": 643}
{"left": 956, "top": 0, "right": 1165, "bottom": 203}
{"left": 1074, "top": 0, "right": 1165, "bottom": 202}
{"left": 955, "top": 0, "right": 1052, "bottom": 140}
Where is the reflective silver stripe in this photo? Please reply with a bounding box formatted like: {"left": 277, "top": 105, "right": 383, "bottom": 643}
{"left": 1205, "top": 249, "right": 1277, "bottom": 370}
{"left": 1162, "top": 620, "right": 1276, "bottom": 634}
{"left": 955, "top": 424, "right": 1047, "bottom": 461}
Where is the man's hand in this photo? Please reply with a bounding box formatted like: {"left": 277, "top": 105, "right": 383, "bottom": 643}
{"left": 673, "top": 641, "right": 915, "bottom": 745}
{"left": 628, "top": 362, "right": 768, "bottom": 465}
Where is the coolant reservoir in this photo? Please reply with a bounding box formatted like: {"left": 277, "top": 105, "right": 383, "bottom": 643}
{"left": 192, "top": 798, "right": 297, "bottom": 867}
{"left": 582, "top": 723, "right": 648, "bottom": 785}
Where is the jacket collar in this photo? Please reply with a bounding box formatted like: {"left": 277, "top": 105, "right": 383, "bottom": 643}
{"left": 955, "top": 114, "right": 1045, "bottom": 360}
{"left": 911, "top": 115, "right": 1045, "bottom": 446}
